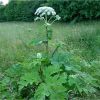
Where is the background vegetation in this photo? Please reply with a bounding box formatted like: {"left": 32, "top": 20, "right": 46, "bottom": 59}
{"left": 0, "top": 0, "right": 100, "bottom": 22}
{"left": 0, "top": 21, "right": 99, "bottom": 70}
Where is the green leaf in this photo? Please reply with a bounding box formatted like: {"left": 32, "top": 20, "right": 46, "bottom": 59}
{"left": 34, "top": 83, "right": 50, "bottom": 100}
{"left": 51, "top": 52, "right": 71, "bottom": 65}
{"left": 65, "top": 65, "right": 79, "bottom": 73}
{"left": 34, "top": 75, "right": 67, "bottom": 100}
{"left": 43, "top": 65, "right": 62, "bottom": 77}
{"left": 33, "top": 65, "right": 67, "bottom": 100}
{"left": 30, "top": 39, "right": 43, "bottom": 46}
{"left": 1, "top": 77, "right": 10, "bottom": 86}
{"left": 50, "top": 92, "right": 67, "bottom": 100}
{"left": 5, "top": 64, "right": 22, "bottom": 77}
{"left": 68, "top": 75, "right": 76, "bottom": 86}
{"left": 18, "top": 71, "right": 41, "bottom": 90}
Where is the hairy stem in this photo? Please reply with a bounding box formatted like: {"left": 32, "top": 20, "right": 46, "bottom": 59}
{"left": 45, "top": 25, "right": 49, "bottom": 58}
{"left": 52, "top": 45, "right": 60, "bottom": 57}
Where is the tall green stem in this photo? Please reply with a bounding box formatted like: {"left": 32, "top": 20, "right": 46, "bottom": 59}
{"left": 45, "top": 14, "right": 49, "bottom": 58}
{"left": 45, "top": 25, "right": 49, "bottom": 58}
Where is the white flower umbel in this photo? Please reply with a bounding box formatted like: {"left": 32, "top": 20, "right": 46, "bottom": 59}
{"left": 34, "top": 6, "right": 61, "bottom": 25}
{"left": 37, "top": 53, "right": 42, "bottom": 59}
{"left": 56, "top": 15, "right": 61, "bottom": 20}
{"left": 35, "top": 6, "right": 56, "bottom": 16}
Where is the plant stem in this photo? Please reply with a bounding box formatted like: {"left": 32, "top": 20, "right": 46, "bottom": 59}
{"left": 45, "top": 25, "right": 49, "bottom": 58}
{"left": 44, "top": 14, "right": 49, "bottom": 58}
{"left": 52, "top": 45, "right": 60, "bottom": 57}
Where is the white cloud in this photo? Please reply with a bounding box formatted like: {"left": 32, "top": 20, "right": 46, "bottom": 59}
{"left": 0, "top": 0, "right": 9, "bottom": 5}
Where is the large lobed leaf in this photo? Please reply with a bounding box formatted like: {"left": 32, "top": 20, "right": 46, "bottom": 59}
{"left": 18, "top": 71, "right": 41, "bottom": 90}
{"left": 34, "top": 65, "right": 67, "bottom": 100}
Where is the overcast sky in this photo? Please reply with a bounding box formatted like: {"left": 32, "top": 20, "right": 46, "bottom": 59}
{"left": 0, "top": 0, "right": 9, "bottom": 5}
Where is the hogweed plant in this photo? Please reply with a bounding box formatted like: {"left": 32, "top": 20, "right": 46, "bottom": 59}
{"left": 0, "top": 6, "right": 99, "bottom": 100}
{"left": 34, "top": 6, "right": 61, "bottom": 58}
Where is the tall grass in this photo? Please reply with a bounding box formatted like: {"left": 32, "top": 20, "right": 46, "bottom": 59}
{"left": 0, "top": 21, "right": 100, "bottom": 71}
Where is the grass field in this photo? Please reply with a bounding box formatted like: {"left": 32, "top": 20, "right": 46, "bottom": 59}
{"left": 0, "top": 21, "right": 100, "bottom": 99}
{"left": 0, "top": 21, "right": 100, "bottom": 70}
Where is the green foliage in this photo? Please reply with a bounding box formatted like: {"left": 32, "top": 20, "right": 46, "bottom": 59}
{"left": 0, "top": 6, "right": 6, "bottom": 21}
{"left": 64, "top": 23, "right": 100, "bottom": 60}
{"left": 33, "top": 65, "right": 67, "bottom": 100}
{"left": 0, "top": 64, "right": 22, "bottom": 99}
{"left": 87, "top": 60, "right": 100, "bottom": 86}
{"left": 47, "top": 0, "right": 100, "bottom": 22}
{"left": 1, "top": 0, "right": 46, "bottom": 21}
{"left": 0, "top": 0, "right": 100, "bottom": 22}
{"left": 1, "top": 51, "right": 99, "bottom": 99}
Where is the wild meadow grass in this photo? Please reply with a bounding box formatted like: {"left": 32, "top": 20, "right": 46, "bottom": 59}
{"left": 0, "top": 21, "right": 100, "bottom": 99}
{"left": 0, "top": 21, "right": 100, "bottom": 70}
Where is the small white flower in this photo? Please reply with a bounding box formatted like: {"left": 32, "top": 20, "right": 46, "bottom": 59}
{"left": 70, "top": 75, "right": 76, "bottom": 78}
{"left": 52, "top": 11, "right": 56, "bottom": 15}
{"left": 37, "top": 53, "right": 42, "bottom": 59}
{"left": 47, "top": 11, "right": 51, "bottom": 16}
{"left": 56, "top": 15, "right": 61, "bottom": 20}
{"left": 34, "top": 17, "right": 39, "bottom": 21}
{"left": 38, "top": 41, "right": 43, "bottom": 44}
{"left": 34, "top": 17, "right": 44, "bottom": 21}
{"left": 40, "top": 12, "right": 45, "bottom": 17}
{"left": 40, "top": 17, "right": 44, "bottom": 20}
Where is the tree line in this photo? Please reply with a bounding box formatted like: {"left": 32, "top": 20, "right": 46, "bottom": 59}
{"left": 0, "top": 0, "right": 100, "bottom": 22}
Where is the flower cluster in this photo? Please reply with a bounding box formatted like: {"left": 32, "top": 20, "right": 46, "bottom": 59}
{"left": 37, "top": 53, "right": 42, "bottom": 59}
{"left": 35, "top": 6, "right": 56, "bottom": 16}
{"left": 55, "top": 15, "right": 61, "bottom": 20}
{"left": 34, "top": 6, "right": 61, "bottom": 23}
